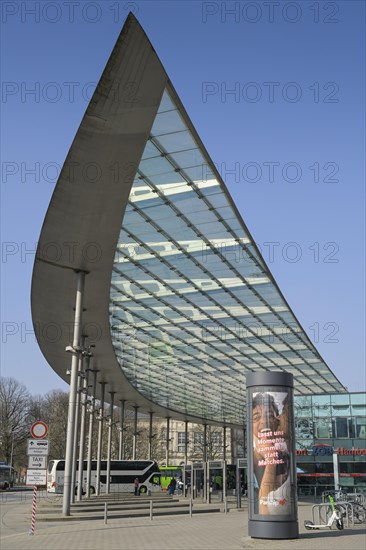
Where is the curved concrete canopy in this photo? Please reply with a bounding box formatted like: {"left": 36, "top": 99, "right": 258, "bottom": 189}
{"left": 31, "top": 14, "right": 345, "bottom": 428}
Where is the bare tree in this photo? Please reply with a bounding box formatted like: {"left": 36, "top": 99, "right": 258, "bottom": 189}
{"left": 190, "top": 425, "right": 224, "bottom": 461}
{"left": 27, "top": 390, "right": 70, "bottom": 460}
{"left": 0, "top": 377, "right": 31, "bottom": 467}
{"left": 44, "top": 390, "right": 69, "bottom": 459}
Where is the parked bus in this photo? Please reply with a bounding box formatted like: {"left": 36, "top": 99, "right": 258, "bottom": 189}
{"left": 0, "top": 462, "right": 15, "bottom": 490}
{"left": 47, "top": 459, "right": 161, "bottom": 495}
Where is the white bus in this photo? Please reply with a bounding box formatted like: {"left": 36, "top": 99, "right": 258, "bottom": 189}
{"left": 47, "top": 459, "right": 161, "bottom": 495}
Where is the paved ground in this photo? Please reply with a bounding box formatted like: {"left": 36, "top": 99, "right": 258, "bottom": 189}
{"left": 1, "top": 494, "right": 365, "bottom": 550}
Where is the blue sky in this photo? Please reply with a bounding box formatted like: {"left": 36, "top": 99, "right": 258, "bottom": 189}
{"left": 1, "top": 1, "right": 365, "bottom": 395}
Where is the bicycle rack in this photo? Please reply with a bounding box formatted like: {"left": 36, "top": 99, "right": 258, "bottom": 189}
{"left": 311, "top": 501, "right": 353, "bottom": 528}
{"left": 322, "top": 490, "right": 366, "bottom": 507}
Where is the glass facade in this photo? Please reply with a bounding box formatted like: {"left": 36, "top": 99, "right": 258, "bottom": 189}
{"left": 295, "top": 392, "right": 366, "bottom": 494}
{"left": 109, "top": 86, "right": 345, "bottom": 425}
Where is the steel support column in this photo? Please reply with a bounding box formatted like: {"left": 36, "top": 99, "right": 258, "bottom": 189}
{"left": 223, "top": 427, "right": 227, "bottom": 502}
{"left": 223, "top": 427, "right": 227, "bottom": 462}
{"left": 165, "top": 417, "right": 170, "bottom": 467}
{"left": 106, "top": 392, "right": 115, "bottom": 494}
{"left": 203, "top": 424, "right": 207, "bottom": 501}
{"left": 148, "top": 412, "right": 153, "bottom": 460}
{"left": 132, "top": 406, "right": 139, "bottom": 460}
{"left": 236, "top": 452, "right": 241, "bottom": 509}
{"left": 71, "top": 354, "right": 82, "bottom": 504}
{"left": 62, "top": 270, "right": 85, "bottom": 516}
{"left": 242, "top": 424, "right": 246, "bottom": 459}
{"left": 86, "top": 369, "right": 98, "bottom": 498}
{"left": 96, "top": 382, "right": 106, "bottom": 496}
{"left": 184, "top": 420, "right": 188, "bottom": 497}
{"left": 118, "top": 400, "right": 125, "bottom": 460}
{"left": 77, "top": 363, "right": 89, "bottom": 501}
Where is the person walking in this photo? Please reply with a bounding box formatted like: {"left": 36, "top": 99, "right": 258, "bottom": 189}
{"left": 134, "top": 477, "right": 140, "bottom": 496}
{"left": 168, "top": 477, "right": 177, "bottom": 495}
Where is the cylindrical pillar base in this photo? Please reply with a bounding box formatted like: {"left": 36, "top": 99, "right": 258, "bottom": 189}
{"left": 249, "top": 520, "right": 298, "bottom": 539}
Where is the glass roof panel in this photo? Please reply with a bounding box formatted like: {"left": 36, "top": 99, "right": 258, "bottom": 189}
{"left": 151, "top": 109, "right": 187, "bottom": 136}
{"left": 156, "top": 130, "right": 197, "bottom": 152}
{"left": 109, "top": 87, "right": 344, "bottom": 425}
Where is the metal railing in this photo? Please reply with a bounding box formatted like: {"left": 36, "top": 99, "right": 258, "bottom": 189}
{"left": 102, "top": 497, "right": 195, "bottom": 522}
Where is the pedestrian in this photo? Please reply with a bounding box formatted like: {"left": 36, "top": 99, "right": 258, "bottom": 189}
{"left": 168, "top": 477, "right": 177, "bottom": 495}
{"left": 177, "top": 478, "right": 184, "bottom": 496}
{"left": 134, "top": 477, "right": 140, "bottom": 496}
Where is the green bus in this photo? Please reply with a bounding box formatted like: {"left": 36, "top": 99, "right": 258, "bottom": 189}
{"left": 159, "top": 466, "right": 183, "bottom": 492}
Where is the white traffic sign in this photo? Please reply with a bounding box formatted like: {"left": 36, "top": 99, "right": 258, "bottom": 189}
{"left": 30, "top": 421, "right": 48, "bottom": 439}
{"left": 27, "top": 439, "right": 49, "bottom": 456}
{"left": 28, "top": 455, "right": 47, "bottom": 469}
{"left": 26, "top": 469, "right": 47, "bottom": 486}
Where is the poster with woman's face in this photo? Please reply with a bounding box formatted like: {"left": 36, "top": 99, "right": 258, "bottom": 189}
{"left": 250, "top": 389, "right": 295, "bottom": 517}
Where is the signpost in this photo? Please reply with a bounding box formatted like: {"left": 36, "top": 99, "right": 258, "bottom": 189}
{"left": 30, "top": 422, "right": 48, "bottom": 439}
{"left": 26, "top": 422, "right": 49, "bottom": 535}
{"left": 26, "top": 470, "right": 47, "bottom": 486}
{"left": 28, "top": 456, "right": 47, "bottom": 469}
{"left": 27, "top": 439, "right": 49, "bottom": 455}
{"left": 26, "top": 422, "right": 49, "bottom": 487}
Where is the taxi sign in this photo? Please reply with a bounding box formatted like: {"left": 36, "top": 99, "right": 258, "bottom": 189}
{"left": 28, "top": 455, "right": 47, "bottom": 469}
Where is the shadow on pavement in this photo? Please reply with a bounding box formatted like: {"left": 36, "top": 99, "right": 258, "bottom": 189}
{"left": 300, "top": 528, "right": 366, "bottom": 539}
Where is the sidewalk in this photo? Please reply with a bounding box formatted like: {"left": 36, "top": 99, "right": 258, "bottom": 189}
{"left": 1, "top": 497, "right": 365, "bottom": 550}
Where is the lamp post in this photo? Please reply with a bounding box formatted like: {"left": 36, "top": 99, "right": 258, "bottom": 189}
{"left": 9, "top": 435, "right": 14, "bottom": 486}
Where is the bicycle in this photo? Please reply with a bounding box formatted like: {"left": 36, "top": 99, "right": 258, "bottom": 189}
{"left": 333, "top": 490, "right": 366, "bottom": 524}
{"left": 342, "top": 500, "right": 366, "bottom": 524}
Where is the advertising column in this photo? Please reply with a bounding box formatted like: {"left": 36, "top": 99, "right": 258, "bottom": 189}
{"left": 246, "top": 372, "right": 298, "bottom": 539}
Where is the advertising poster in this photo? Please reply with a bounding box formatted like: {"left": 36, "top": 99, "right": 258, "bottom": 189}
{"left": 250, "top": 389, "right": 295, "bottom": 516}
